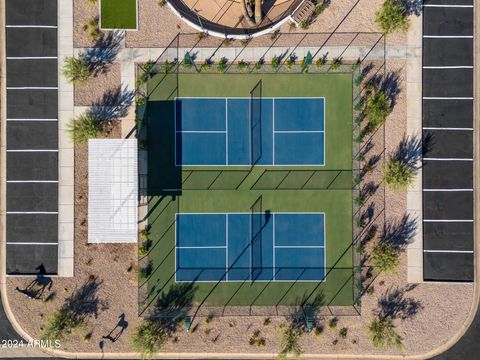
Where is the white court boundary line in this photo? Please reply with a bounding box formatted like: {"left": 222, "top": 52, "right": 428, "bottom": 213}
{"left": 175, "top": 212, "right": 327, "bottom": 283}
{"left": 174, "top": 97, "right": 326, "bottom": 167}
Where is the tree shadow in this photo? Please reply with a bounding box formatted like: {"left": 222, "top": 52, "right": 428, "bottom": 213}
{"left": 83, "top": 31, "right": 124, "bottom": 76}
{"left": 393, "top": 133, "right": 431, "bottom": 170}
{"left": 401, "top": 0, "right": 423, "bottom": 16}
{"left": 377, "top": 284, "right": 423, "bottom": 320}
{"left": 150, "top": 282, "right": 197, "bottom": 322}
{"left": 381, "top": 214, "right": 417, "bottom": 251}
{"left": 64, "top": 277, "right": 108, "bottom": 322}
{"left": 370, "top": 71, "right": 401, "bottom": 110}
{"left": 88, "top": 86, "right": 135, "bottom": 121}
{"left": 288, "top": 292, "right": 325, "bottom": 330}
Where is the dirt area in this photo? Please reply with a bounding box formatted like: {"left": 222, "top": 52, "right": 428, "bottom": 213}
{"left": 74, "top": 0, "right": 109, "bottom": 48}
{"left": 74, "top": 63, "right": 121, "bottom": 106}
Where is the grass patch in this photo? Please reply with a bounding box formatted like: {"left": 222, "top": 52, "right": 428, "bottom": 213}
{"left": 101, "top": 0, "right": 137, "bottom": 29}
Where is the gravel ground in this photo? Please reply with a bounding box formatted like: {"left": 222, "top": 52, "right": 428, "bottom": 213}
{"left": 74, "top": 63, "right": 121, "bottom": 106}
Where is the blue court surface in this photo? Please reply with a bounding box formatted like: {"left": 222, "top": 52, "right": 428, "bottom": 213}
{"left": 175, "top": 213, "right": 326, "bottom": 282}
{"left": 174, "top": 97, "right": 325, "bottom": 166}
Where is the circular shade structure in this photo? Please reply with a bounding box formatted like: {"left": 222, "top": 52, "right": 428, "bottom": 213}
{"left": 168, "top": 0, "right": 304, "bottom": 39}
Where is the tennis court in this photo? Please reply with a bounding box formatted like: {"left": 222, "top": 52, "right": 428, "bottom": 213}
{"left": 176, "top": 212, "right": 325, "bottom": 282}
{"left": 175, "top": 97, "right": 325, "bottom": 166}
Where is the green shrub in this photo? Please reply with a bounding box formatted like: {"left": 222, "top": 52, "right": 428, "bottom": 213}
{"left": 163, "top": 60, "right": 176, "bottom": 74}
{"left": 139, "top": 239, "right": 152, "bottom": 256}
{"left": 288, "top": 22, "right": 297, "bottom": 32}
{"left": 339, "top": 327, "right": 348, "bottom": 338}
{"left": 371, "top": 241, "right": 399, "bottom": 274}
{"left": 66, "top": 113, "right": 103, "bottom": 144}
{"left": 237, "top": 60, "right": 249, "bottom": 71}
{"left": 158, "top": 0, "right": 167, "bottom": 7}
{"left": 364, "top": 90, "right": 390, "bottom": 130}
{"left": 375, "top": 0, "right": 409, "bottom": 34}
{"left": 314, "top": 325, "right": 323, "bottom": 336}
{"left": 330, "top": 58, "right": 342, "bottom": 71}
{"left": 314, "top": 4, "right": 325, "bottom": 15}
{"left": 138, "top": 260, "right": 153, "bottom": 281}
{"left": 383, "top": 158, "right": 415, "bottom": 190}
{"left": 86, "top": 0, "right": 97, "bottom": 6}
{"left": 286, "top": 54, "right": 296, "bottom": 68}
{"left": 200, "top": 58, "right": 213, "bottom": 72}
{"left": 300, "top": 19, "right": 310, "bottom": 30}
{"left": 328, "top": 318, "right": 338, "bottom": 329}
{"left": 217, "top": 57, "right": 228, "bottom": 72}
{"left": 368, "top": 316, "right": 403, "bottom": 348}
{"left": 41, "top": 308, "right": 85, "bottom": 341}
{"left": 271, "top": 56, "right": 281, "bottom": 69}
{"left": 315, "top": 57, "right": 326, "bottom": 67}
{"left": 83, "top": 17, "right": 100, "bottom": 43}
{"left": 131, "top": 320, "right": 167, "bottom": 356}
{"left": 62, "top": 56, "right": 91, "bottom": 85}
{"left": 254, "top": 58, "right": 265, "bottom": 70}
{"left": 182, "top": 52, "right": 195, "bottom": 69}
{"left": 278, "top": 325, "right": 302, "bottom": 359}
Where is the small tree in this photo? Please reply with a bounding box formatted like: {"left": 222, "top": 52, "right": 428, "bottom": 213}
{"left": 66, "top": 113, "right": 103, "bottom": 144}
{"left": 368, "top": 316, "right": 403, "bottom": 348}
{"left": 364, "top": 90, "right": 390, "bottom": 130}
{"left": 383, "top": 158, "right": 415, "bottom": 190}
{"left": 62, "top": 56, "right": 91, "bottom": 84}
{"left": 278, "top": 325, "right": 303, "bottom": 359}
{"left": 41, "top": 308, "right": 85, "bottom": 341}
{"left": 371, "top": 241, "right": 399, "bottom": 274}
{"left": 375, "top": 0, "right": 409, "bottom": 34}
{"left": 131, "top": 320, "right": 166, "bottom": 357}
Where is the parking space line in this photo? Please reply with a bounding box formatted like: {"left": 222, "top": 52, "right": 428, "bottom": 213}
{"left": 7, "top": 86, "right": 58, "bottom": 90}
{"left": 7, "top": 118, "right": 57, "bottom": 121}
{"left": 423, "top": 4, "right": 473, "bottom": 8}
{"left": 7, "top": 180, "right": 58, "bottom": 183}
{"left": 6, "top": 25, "right": 57, "bottom": 28}
{"left": 423, "top": 127, "right": 473, "bottom": 130}
{"left": 423, "top": 66, "right": 473, "bottom": 69}
{"left": 424, "top": 219, "right": 473, "bottom": 222}
{"left": 423, "top": 97, "right": 474, "bottom": 100}
{"left": 6, "top": 242, "right": 58, "bottom": 245}
{"left": 7, "top": 56, "right": 57, "bottom": 60}
{"left": 6, "top": 211, "right": 58, "bottom": 215}
{"left": 7, "top": 149, "right": 58, "bottom": 152}
{"left": 424, "top": 250, "right": 474, "bottom": 253}
{"left": 423, "top": 35, "right": 473, "bottom": 38}
{"left": 423, "top": 189, "right": 473, "bottom": 191}
{"left": 423, "top": 158, "right": 473, "bottom": 161}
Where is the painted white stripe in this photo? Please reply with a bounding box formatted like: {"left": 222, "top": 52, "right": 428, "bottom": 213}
{"left": 176, "top": 246, "right": 227, "bottom": 249}
{"left": 7, "top": 118, "right": 57, "bottom": 122}
{"left": 273, "top": 130, "right": 324, "bottom": 133}
{"left": 6, "top": 211, "right": 58, "bottom": 214}
{"left": 225, "top": 98, "right": 228, "bottom": 165}
{"left": 423, "top": 66, "right": 473, "bottom": 69}
{"left": 6, "top": 25, "right": 57, "bottom": 28}
{"left": 423, "top": 4, "right": 474, "bottom": 8}
{"left": 423, "top": 189, "right": 473, "bottom": 192}
{"left": 7, "top": 242, "right": 58, "bottom": 245}
{"left": 424, "top": 250, "right": 473, "bottom": 253}
{"left": 423, "top": 127, "right": 473, "bottom": 131}
{"left": 7, "top": 87, "right": 57, "bottom": 90}
{"left": 423, "top": 97, "right": 474, "bottom": 100}
{"left": 423, "top": 35, "right": 473, "bottom": 39}
{"left": 176, "top": 130, "right": 226, "bottom": 133}
{"left": 7, "top": 56, "right": 57, "bottom": 60}
{"left": 274, "top": 245, "right": 325, "bottom": 248}
{"left": 423, "top": 158, "right": 473, "bottom": 161}
{"left": 7, "top": 149, "right": 58, "bottom": 152}
{"left": 424, "top": 219, "right": 473, "bottom": 222}
{"left": 226, "top": 214, "right": 228, "bottom": 281}
{"left": 7, "top": 180, "right": 58, "bottom": 183}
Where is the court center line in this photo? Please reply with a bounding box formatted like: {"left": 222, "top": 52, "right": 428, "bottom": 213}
{"left": 225, "top": 98, "right": 228, "bottom": 166}
{"left": 226, "top": 213, "right": 228, "bottom": 281}
{"left": 272, "top": 98, "right": 275, "bottom": 166}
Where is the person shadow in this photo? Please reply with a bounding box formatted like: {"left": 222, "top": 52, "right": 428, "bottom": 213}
{"left": 15, "top": 265, "right": 53, "bottom": 300}
{"left": 102, "top": 313, "right": 128, "bottom": 342}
